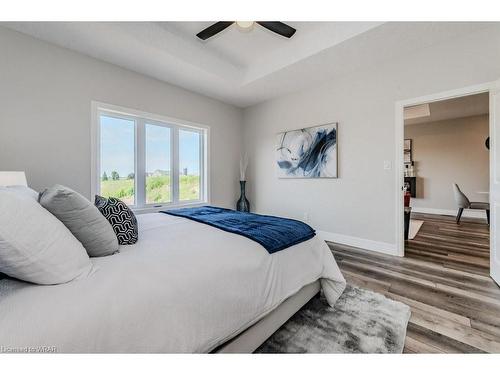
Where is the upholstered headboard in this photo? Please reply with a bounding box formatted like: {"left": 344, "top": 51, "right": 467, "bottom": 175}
{"left": 0, "top": 171, "right": 27, "bottom": 187}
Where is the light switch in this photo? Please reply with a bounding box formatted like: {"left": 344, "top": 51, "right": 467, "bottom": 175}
{"left": 383, "top": 160, "right": 391, "bottom": 170}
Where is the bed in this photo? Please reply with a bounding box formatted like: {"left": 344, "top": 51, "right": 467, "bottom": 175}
{"left": 0, "top": 212, "right": 346, "bottom": 353}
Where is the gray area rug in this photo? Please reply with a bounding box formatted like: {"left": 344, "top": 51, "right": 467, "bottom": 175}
{"left": 256, "top": 284, "right": 411, "bottom": 353}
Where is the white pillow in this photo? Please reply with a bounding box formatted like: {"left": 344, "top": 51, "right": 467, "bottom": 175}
{"left": 0, "top": 188, "right": 93, "bottom": 284}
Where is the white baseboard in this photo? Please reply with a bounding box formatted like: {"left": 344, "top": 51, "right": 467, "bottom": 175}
{"left": 411, "top": 206, "right": 487, "bottom": 219}
{"left": 317, "top": 230, "right": 398, "bottom": 257}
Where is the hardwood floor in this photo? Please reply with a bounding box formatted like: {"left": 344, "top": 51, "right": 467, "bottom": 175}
{"left": 328, "top": 213, "right": 500, "bottom": 353}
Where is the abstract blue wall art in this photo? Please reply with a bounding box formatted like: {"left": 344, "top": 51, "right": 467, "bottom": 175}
{"left": 276, "top": 123, "right": 338, "bottom": 178}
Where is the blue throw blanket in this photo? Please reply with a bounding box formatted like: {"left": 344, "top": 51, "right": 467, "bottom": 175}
{"left": 161, "top": 206, "right": 315, "bottom": 254}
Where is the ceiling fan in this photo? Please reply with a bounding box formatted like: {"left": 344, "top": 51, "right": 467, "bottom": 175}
{"left": 196, "top": 21, "right": 296, "bottom": 40}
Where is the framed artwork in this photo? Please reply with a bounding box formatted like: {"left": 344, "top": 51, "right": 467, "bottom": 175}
{"left": 275, "top": 123, "right": 338, "bottom": 178}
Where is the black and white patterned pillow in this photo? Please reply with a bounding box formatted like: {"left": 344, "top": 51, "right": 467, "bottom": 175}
{"left": 95, "top": 196, "right": 138, "bottom": 245}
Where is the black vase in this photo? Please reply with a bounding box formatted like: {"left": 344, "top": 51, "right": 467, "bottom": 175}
{"left": 236, "top": 181, "right": 250, "bottom": 212}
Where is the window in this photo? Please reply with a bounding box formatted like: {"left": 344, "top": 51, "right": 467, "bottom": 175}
{"left": 146, "top": 124, "right": 172, "bottom": 204}
{"left": 179, "top": 129, "right": 201, "bottom": 201}
{"left": 100, "top": 115, "right": 136, "bottom": 205}
{"left": 92, "top": 103, "right": 208, "bottom": 210}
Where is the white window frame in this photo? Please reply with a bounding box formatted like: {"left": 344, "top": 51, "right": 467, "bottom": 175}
{"left": 91, "top": 101, "right": 210, "bottom": 213}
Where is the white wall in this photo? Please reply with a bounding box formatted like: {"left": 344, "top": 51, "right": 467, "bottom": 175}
{"left": 243, "top": 25, "right": 500, "bottom": 253}
{"left": 405, "top": 115, "right": 489, "bottom": 212}
{"left": 0, "top": 27, "right": 243, "bottom": 207}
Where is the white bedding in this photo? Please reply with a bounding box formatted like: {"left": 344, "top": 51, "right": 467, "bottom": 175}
{"left": 0, "top": 213, "right": 346, "bottom": 353}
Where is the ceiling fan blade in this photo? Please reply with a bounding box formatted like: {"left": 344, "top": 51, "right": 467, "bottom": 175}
{"left": 196, "top": 22, "right": 234, "bottom": 40}
{"left": 256, "top": 22, "right": 296, "bottom": 38}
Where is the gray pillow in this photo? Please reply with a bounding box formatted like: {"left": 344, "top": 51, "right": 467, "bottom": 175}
{"left": 39, "top": 185, "right": 119, "bottom": 257}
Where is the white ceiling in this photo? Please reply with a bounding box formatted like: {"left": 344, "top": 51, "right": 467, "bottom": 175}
{"left": 405, "top": 92, "right": 489, "bottom": 125}
{"left": 1, "top": 22, "right": 496, "bottom": 108}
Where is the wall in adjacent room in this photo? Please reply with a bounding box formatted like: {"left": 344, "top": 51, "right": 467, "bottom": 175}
{"left": 242, "top": 25, "right": 500, "bottom": 254}
{"left": 0, "top": 27, "right": 243, "bottom": 207}
{"left": 405, "top": 115, "right": 489, "bottom": 213}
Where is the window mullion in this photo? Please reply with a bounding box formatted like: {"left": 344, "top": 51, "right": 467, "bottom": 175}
{"left": 136, "top": 119, "right": 146, "bottom": 208}
{"left": 172, "top": 126, "right": 180, "bottom": 204}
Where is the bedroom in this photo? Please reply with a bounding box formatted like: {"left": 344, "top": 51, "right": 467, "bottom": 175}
{"left": 1, "top": 0, "right": 500, "bottom": 373}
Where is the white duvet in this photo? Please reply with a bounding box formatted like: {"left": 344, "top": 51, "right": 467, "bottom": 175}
{"left": 0, "top": 213, "right": 346, "bottom": 353}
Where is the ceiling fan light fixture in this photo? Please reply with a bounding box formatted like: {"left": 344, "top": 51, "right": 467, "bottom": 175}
{"left": 235, "top": 21, "right": 255, "bottom": 30}
{"left": 196, "top": 21, "right": 296, "bottom": 40}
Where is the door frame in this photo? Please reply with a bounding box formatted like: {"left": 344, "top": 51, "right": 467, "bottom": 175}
{"left": 394, "top": 82, "right": 494, "bottom": 257}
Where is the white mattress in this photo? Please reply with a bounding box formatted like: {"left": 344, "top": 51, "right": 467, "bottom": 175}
{"left": 0, "top": 212, "right": 346, "bottom": 353}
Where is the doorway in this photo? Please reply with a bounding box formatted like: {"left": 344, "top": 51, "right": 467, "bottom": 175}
{"left": 395, "top": 81, "right": 500, "bottom": 285}
{"left": 405, "top": 93, "right": 490, "bottom": 272}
